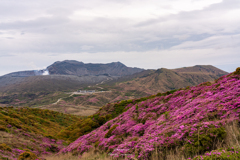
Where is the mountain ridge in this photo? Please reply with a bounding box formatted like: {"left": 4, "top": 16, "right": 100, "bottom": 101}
{"left": 115, "top": 65, "right": 228, "bottom": 94}
{"left": 47, "top": 60, "right": 144, "bottom": 76}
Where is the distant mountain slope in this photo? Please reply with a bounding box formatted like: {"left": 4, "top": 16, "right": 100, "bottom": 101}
{"left": 0, "top": 75, "right": 113, "bottom": 93}
{"left": 0, "top": 60, "right": 143, "bottom": 93}
{"left": 59, "top": 68, "right": 240, "bottom": 160}
{"left": 0, "top": 60, "right": 143, "bottom": 94}
{"left": 116, "top": 65, "right": 228, "bottom": 94}
{"left": 172, "top": 65, "right": 227, "bottom": 76}
{"left": 47, "top": 60, "right": 144, "bottom": 76}
{"left": 2, "top": 60, "right": 144, "bottom": 78}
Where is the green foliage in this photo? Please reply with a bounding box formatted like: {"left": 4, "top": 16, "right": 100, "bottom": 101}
{"left": 46, "top": 144, "right": 59, "bottom": 152}
{"left": 94, "top": 141, "right": 100, "bottom": 148}
{"left": 17, "top": 151, "right": 38, "bottom": 160}
{"left": 200, "top": 81, "right": 212, "bottom": 86}
{"left": 185, "top": 86, "right": 190, "bottom": 90}
{"left": 105, "top": 125, "right": 118, "bottom": 138}
{"left": 135, "top": 105, "right": 139, "bottom": 110}
{"left": 93, "top": 114, "right": 99, "bottom": 121}
{"left": 82, "top": 125, "right": 92, "bottom": 133}
{"left": 44, "top": 134, "right": 56, "bottom": 140}
{"left": 98, "top": 116, "right": 106, "bottom": 125}
{"left": 163, "top": 111, "right": 170, "bottom": 119}
{"left": 157, "top": 89, "right": 178, "bottom": 97}
{"left": 0, "top": 107, "right": 81, "bottom": 141}
{"left": 105, "top": 114, "right": 112, "bottom": 120}
{"left": 233, "top": 67, "right": 240, "bottom": 75}
{"left": 131, "top": 137, "right": 139, "bottom": 141}
{"left": 57, "top": 118, "right": 98, "bottom": 141}
{"left": 112, "top": 100, "right": 130, "bottom": 117}
{"left": 166, "top": 89, "right": 178, "bottom": 95}
{"left": 184, "top": 126, "right": 226, "bottom": 156}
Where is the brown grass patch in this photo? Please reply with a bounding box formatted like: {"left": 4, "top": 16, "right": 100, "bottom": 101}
{"left": 44, "top": 151, "right": 112, "bottom": 160}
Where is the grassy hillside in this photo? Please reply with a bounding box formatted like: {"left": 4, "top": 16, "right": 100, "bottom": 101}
{"left": 37, "top": 65, "right": 228, "bottom": 116}
{"left": 0, "top": 107, "right": 82, "bottom": 159}
{"left": 58, "top": 68, "right": 240, "bottom": 160}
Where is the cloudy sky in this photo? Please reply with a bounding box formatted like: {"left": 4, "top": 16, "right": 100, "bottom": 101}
{"left": 0, "top": 0, "right": 240, "bottom": 76}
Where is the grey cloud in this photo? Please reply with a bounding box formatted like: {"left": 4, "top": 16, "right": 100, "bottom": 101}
{"left": 0, "top": 16, "right": 70, "bottom": 30}
{"left": 0, "top": 0, "right": 239, "bottom": 74}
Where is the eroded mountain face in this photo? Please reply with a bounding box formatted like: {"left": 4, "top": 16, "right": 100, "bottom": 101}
{"left": 47, "top": 60, "right": 144, "bottom": 76}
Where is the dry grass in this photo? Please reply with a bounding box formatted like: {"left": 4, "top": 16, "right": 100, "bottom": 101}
{"left": 44, "top": 153, "right": 81, "bottom": 160}
{"left": 44, "top": 150, "right": 112, "bottom": 160}
{"left": 224, "top": 121, "right": 240, "bottom": 148}
{"left": 39, "top": 103, "right": 99, "bottom": 116}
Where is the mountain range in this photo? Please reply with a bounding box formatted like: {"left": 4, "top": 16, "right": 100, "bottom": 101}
{"left": 4, "top": 60, "right": 144, "bottom": 77}
{"left": 0, "top": 60, "right": 144, "bottom": 93}
{"left": 0, "top": 61, "right": 228, "bottom": 111}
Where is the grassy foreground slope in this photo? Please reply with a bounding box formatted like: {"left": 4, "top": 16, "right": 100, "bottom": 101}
{"left": 59, "top": 68, "right": 240, "bottom": 160}
{"left": 0, "top": 107, "right": 81, "bottom": 159}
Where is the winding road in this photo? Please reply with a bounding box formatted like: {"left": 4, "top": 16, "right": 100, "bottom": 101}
{"left": 52, "top": 77, "right": 113, "bottom": 105}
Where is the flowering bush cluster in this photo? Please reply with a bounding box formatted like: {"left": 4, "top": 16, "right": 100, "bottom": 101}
{"left": 60, "top": 72, "right": 240, "bottom": 159}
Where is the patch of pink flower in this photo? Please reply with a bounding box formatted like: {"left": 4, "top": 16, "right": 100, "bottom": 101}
{"left": 60, "top": 74, "right": 240, "bottom": 159}
{"left": 88, "top": 98, "right": 99, "bottom": 103}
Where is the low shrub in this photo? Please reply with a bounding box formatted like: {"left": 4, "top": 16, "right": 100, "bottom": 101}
{"left": 233, "top": 67, "right": 240, "bottom": 75}
{"left": 98, "top": 116, "right": 106, "bottom": 125}
{"left": 105, "top": 125, "right": 118, "bottom": 138}
{"left": 17, "top": 151, "right": 38, "bottom": 160}
{"left": 0, "top": 143, "right": 12, "bottom": 152}
{"left": 0, "top": 125, "right": 6, "bottom": 131}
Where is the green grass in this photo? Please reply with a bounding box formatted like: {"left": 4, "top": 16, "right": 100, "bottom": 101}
{"left": 0, "top": 107, "right": 82, "bottom": 139}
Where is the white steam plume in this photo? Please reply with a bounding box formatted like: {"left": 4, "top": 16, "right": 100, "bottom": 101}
{"left": 42, "top": 69, "right": 49, "bottom": 75}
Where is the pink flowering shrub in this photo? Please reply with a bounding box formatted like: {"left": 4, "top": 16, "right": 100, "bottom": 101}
{"left": 60, "top": 72, "right": 240, "bottom": 159}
